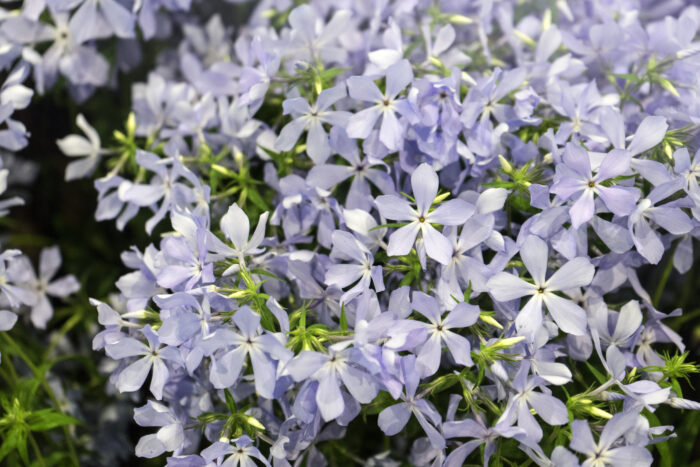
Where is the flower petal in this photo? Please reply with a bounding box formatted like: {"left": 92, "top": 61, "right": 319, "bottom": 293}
{"left": 596, "top": 149, "right": 630, "bottom": 181}
{"left": 543, "top": 293, "right": 588, "bottom": 336}
{"left": 545, "top": 257, "right": 594, "bottom": 291}
{"left": 346, "top": 106, "right": 382, "bottom": 139}
{"left": 529, "top": 392, "right": 568, "bottom": 425}
{"left": 515, "top": 295, "right": 544, "bottom": 338}
{"left": 347, "top": 76, "right": 383, "bottom": 103}
{"left": 386, "top": 222, "right": 420, "bottom": 257}
{"left": 274, "top": 117, "right": 307, "bottom": 151}
{"left": 569, "top": 189, "right": 595, "bottom": 229}
{"left": 117, "top": 356, "right": 152, "bottom": 393}
{"left": 627, "top": 116, "right": 667, "bottom": 156}
{"left": 385, "top": 59, "right": 413, "bottom": 99}
{"left": 597, "top": 186, "right": 638, "bottom": 216}
{"left": 412, "top": 163, "right": 439, "bottom": 215}
{"left": 339, "top": 365, "right": 377, "bottom": 404}
{"left": 316, "top": 371, "right": 344, "bottom": 421}
{"left": 421, "top": 223, "right": 453, "bottom": 265}
{"left": 427, "top": 199, "right": 474, "bottom": 225}
{"left": 377, "top": 403, "right": 411, "bottom": 435}
{"left": 487, "top": 272, "right": 536, "bottom": 301}
{"left": 521, "top": 235, "right": 549, "bottom": 285}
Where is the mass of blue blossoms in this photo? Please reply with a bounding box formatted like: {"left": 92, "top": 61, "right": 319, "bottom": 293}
{"left": 1, "top": 0, "right": 700, "bottom": 465}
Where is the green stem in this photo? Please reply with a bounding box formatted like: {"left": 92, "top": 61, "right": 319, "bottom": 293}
{"left": 653, "top": 245, "right": 677, "bottom": 307}
{"left": 28, "top": 432, "right": 46, "bottom": 467}
{"left": 0, "top": 348, "right": 19, "bottom": 384}
{"left": 1, "top": 334, "right": 80, "bottom": 466}
{"left": 0, "top": 366, "right": 14, "bottom": 386}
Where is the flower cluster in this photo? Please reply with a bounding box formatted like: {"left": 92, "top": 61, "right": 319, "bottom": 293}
{"left": 0, "top": 0, "right": 195, "bottom": 100}
{"left": 1, "top": 0, "right": 699, "bottom": 465}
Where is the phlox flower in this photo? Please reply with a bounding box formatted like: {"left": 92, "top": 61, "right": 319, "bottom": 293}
{"left": 487, "top": 235, "right": 594, "bottom": 339}
{"left": 569, "top": 411, "right": 652, "bottom": 467}
{"left": 286, "top": 347, "right": 377, "bottom": 422}
{"left": 346, "top": 59, "right": 416, "bottom": 151}
{"left": 375, "top": 163, "right": 473, "bottom": 265}
{"left": 551, "top": 143, "right": 639, "bottom": 229}
{"left": 108, "top": 325, "right": 181, "bottom": 400}
{"left": 275, "top": 84, "right": 350, "bottom": 164}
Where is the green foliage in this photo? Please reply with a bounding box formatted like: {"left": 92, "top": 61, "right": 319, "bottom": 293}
{"left": 645, "top": 351, "right": 700, "bottom": 398}
{"left": 0, "top": 348, "right": 81, "bottom": 466}
{"left": 197, "top": 389, "right": 266, "bottom": 440}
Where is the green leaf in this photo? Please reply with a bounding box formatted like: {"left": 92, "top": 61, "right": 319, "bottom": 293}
{"left": 339, "top": 303, "right": 348, "bottom": 332}
{"left": 508, "top": 194, "right": 536, "bottom": 213}
{"left": 369, "top": 222, "right": 410, "bottom": 231}
{"left": 259, "top": 305, "right": 278, "bottom": 333}
{"left": 0, "top": 426, "right": 23, "bottom": 462}
{"left": 224, "top": 389, "right": 237, "bottom": 413}
{"left": 610, "top": 73, "right": 642, "bottom": 83}
{"left": 319, "top": 67, "right": 349, "bottom": 81}
{"left": 585, "top": 361, "right": 608, "bottom": 385}
{"left": 668, "top": 410, "right": 700, "bottom": 464}
{"left": 246, "top": 186, "right": 270, "bottom": 211}
{"left": 482, "top": 180, "right": 515, "bottom": 189}
{"left": 362, "top": 391, "right": 394, "bottom": 416}
{"left": 27, "top": 410, "right": 80, "bottom": 432}
{"left": 464, "top": 281, "right": 473, "bottom": 302}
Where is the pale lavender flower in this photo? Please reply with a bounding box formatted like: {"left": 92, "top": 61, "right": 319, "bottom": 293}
{"left": 286, "top": 347, "right": 377, "bottom": 422}
{"left": 0, "top": 249, "right": 37, "bottom": 308}
{"left": 57, "top": 113, "right": 108, "bottom": 180}
{"left": 119, "top": 147, "right": 203, "bottom": 233}
{"left": 237, "top": 36, "right": 280, "bottom": 116}
{"left": 551, "top": 144, "right": 639, "bottom": 229}
{"left": 134, "top": 401, "right": 185, "bottom": 458}
{"left": 157, "top": 213, "right": 214, "bottom": 291}
{"left": 461, "top": 67, "right": 526, "bottom": 128}
{"left": 307, "top": 126, "right": 395, "bottom": 211}
{"left": 284, "top": 5, "right": 352, "bottom": 65}
{"left": 208, "top": 202, "right": 269, "bottom": 271}
{"left": 629, "top": 179, "right": 693, "bottom": 264}
{"left": 377, "top": 355, "right": 445, "bottom": 449}
{"left": 67, "top": 0, "right": 136, "bottom": 44}
{"left": 443, "top": 413, "right": 525, "bottom": 467}
{"left": 274, "top": 84, "right": 350, "bottom": 164}
{"left": 107, "top": 325, "right": 181, "bottom": 400}
{"left": 208, "top": 306, "right": 292, "bottom": 399}
{"left": 324, "top": 229, "right": 384, "bottom": 304}
{"left": 375, "top": 163, "right": 474, "bottom": 265}
{"left": 200, "top": 435, "right": 269, "bottom": 467}
{"left": 410, "top": 292, "right": 479, "bottom": 376}
{"left": 94, "top": 175, "right": 139, "bottom": 230}
{"left": 346, "top": 59, "right": 416, "bottom": 151}
{"left": 569, "top": 412, "right": 652, "bottom": 467}
{"left": 497, "top": 363, "right": 569, "bottom": 443}
{"left": 13, "top": 246, "right": 80, "bottom": 328}
{"left": 487, "top": 235, "right": 593, "bottom": 338}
